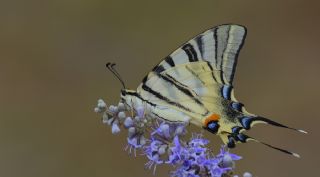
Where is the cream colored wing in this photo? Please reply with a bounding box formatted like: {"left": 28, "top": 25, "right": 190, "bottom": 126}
{"left": 136, "top": 24, "right": 247, "bottom": 126}
{"left": 137, "top": 61, "right": 247, "bottom": 113}
{"left": 137, "top": 61, "right": 248, "bottom": 130}
{"left": 149, "top": 24, "right": 246, "bottom": 85}
{"left": 132, "top": 24, "right": 306, "bottom": 157}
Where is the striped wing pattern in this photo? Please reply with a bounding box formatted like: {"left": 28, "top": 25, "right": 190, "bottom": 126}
{"left": 137, "top": 61, "right": 246, "bottom": 125}
{"left": 130, "top": 24, "right": 306, "bottom": 157}
{"left": 137, "top": 24, "right": 247, "bottom": 112}
{"left": 136, "top": 24, "right": 247, "bottom": 125}
{"left": 150, "top": 24, "right": 247, "bottom": 85}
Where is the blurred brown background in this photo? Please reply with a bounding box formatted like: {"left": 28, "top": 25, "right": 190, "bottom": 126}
{"left": 0, "top": 0, "right": 319, "bottom": 177}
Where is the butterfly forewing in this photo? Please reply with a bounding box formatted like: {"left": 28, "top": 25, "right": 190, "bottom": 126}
{"left": 136, "top": 24, "right": 247, "bottom": 128}
{"left": 150, "top": 24, "right": 246, "bottom": 85}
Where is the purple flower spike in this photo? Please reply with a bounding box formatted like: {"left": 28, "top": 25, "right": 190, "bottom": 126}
{"left": 94, "top": 100, "right": 251, "bottom": 177}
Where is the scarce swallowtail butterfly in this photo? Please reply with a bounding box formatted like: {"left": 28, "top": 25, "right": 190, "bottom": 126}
{"left": 107, "top": 24, "right": 307, "bottom": 158}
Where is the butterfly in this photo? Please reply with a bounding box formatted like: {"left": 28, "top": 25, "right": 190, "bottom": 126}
{"left": 107, "top": 24, "right": 306, "bottom": 157}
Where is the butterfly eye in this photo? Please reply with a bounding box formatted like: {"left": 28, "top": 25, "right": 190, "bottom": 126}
{"left": 206, "top": 121, "right": 220, "bottom": 134}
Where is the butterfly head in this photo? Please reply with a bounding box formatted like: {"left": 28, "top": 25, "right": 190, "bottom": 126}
{"left": 105, "top": 62, "right": 138, "bottom": 110}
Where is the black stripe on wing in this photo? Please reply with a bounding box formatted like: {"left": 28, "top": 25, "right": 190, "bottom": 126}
{"left": 152, "top": 112, "right": 181, "bottom": 123}
{"left": 182, "top": 43, "right": 198, "bottom": 62}
{"left": 220, "top": 70, "right": 225, "bottom": 85}
{"left": 165, "top": 56, "right": 175, "bottom": 67}
{"left": 160, "top": 73, "right": 205, "bottom": 107}
{"left": 140, "top": 24, "right": 247, "bottom": 92}
{"left": 213, "top": 27, "right": 218, "bottom": 66}
{"left": 195, "top": 35, "right": 203, "bottom": 58}
{"left": 141, "top": 83, "right": 193, "bottom": 113}
{"left": 152, "top": 65, "right": 165, "bottom": 73}
{"left": 184, "top": 65, "right": 206, "bottom": 85}
{"left": 229, "top": 29, "right": 247, "bottom": 82}
{"left": 125, "top": 91, "right": 157, "bottom": 107}
{"left": 217, "top": 26, "right": 230, "bottom": 84}
{"left": 205, "top": 61, "right": 217, "bottom": 82}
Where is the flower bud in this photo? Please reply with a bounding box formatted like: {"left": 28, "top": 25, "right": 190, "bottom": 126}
{"left": 111, "top": 123, "right": 120, "bottom": 134}
{"left": 118, "top": 102, "right": 125, "bottom": 111}
{"left": 140, "top": 136, "right": 146, "bottom": 146}
{"left": 106, "top": 118, "right": 114, "bottom": 125}
{"left": 134, "top": 116, "right": 141, "bottom": 122}
{"left": 102, "top": 113, "right": 110, "bottom": 124}
{"left": 160, "top": 124, "right": 170, "bottom": 138}
{"left": 128, "top": 127, "right": 136, "bottom": 137}
{"left": 97, "top": 99, "right": 106, "bottom": 109}
{"left": 118, "top": 111, "right": 126, "bottom": 119}
{"left": 94, "top": 107, "right": 101, "bottom": 113}
{"left": 222, "top": 154, "right": 234, "bottom": 168}
{"left": 124, "top": 117, "right": 133, "bottom": 128}
{"left": 109, "top": 105, "right": 118, "bottom": 113}
{"left": 136, "top": 106, "right": 144, "bottom": 118}
{"left": 243, "top": 172, "right": 252, "bottom": 177}
{"left": 175, "top": 125, "right": 185, "bottom": 136}
{"left": 158, "top": 145, "right": 167, "bottom": 155}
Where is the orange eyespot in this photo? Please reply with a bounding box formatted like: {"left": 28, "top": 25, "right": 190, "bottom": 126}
{"left": 204, "top": 114, "right": 220, "bottom": 126}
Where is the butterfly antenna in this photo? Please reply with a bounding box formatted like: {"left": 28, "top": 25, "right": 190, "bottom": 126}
{"left": 110, "top": 63, "right": 127, "bottom": 89}
{"left": 236, "top": 133, "right": 301, "bottom": 158}
{"left": 106, "top": 62, "right": 126, "bottom": 89}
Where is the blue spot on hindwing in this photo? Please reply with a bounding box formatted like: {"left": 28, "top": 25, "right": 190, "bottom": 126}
{"left": 231, "top": 102, "right": 243, "bottom": 112}
{"left": 240, "top": 116, "right": 252, "bottom": 129}
{"left": 222, "top": 85, "right": 232, "bottom": 99}
{"left": 227, "top": 136, "right": 236, "bottom": 148}
{"left": 206, "top": 121, "right": 219, "bottom": 134}
{"left": 237, "top": 134, "right": 247, "bottom": 142}
{"left": 231, "top": 126, "right": 242, "bottom": 134}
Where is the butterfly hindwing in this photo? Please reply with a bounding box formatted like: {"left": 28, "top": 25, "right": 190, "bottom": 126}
{"left": 137, "top": 60, "right": 248, "bottom": 130}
